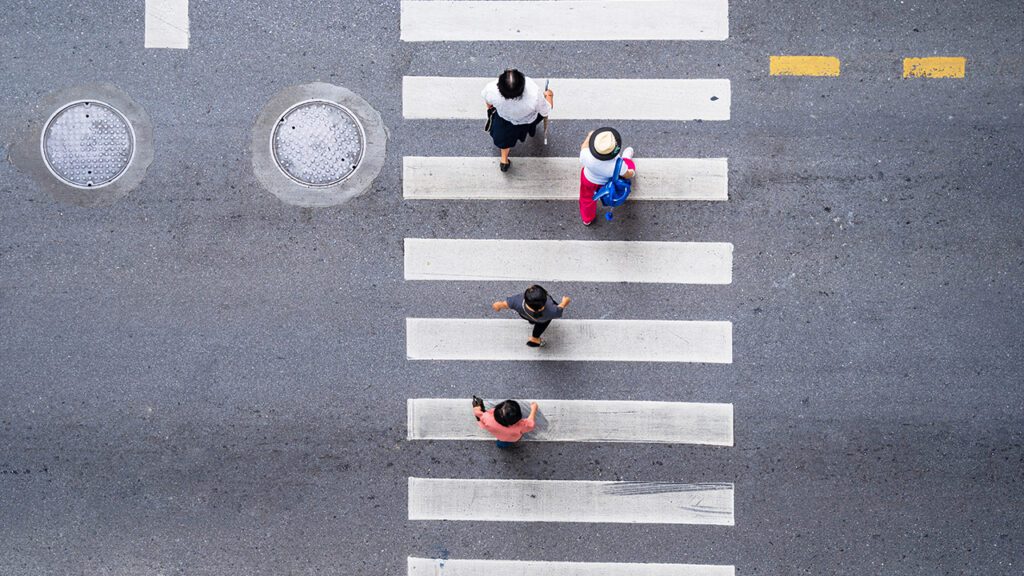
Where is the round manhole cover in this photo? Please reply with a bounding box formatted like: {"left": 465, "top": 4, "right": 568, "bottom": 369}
{"left": 272, "top": 100, "right": 365, "bottom": 187}
{"left": 42, "top": 101, "right": 135, "bottom": 189}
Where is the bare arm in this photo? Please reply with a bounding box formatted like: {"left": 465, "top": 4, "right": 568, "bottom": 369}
{"left": 558, "top": 296, "right": 571, "bottom": 309}
{"left": 527, "top": 402, "right": 539, "bottom": 423}
{"left": 492, "top": 300, "right": 510, "bottom": 312}
{"left": 581, "top": 130, "right": 594, "bottom": 151}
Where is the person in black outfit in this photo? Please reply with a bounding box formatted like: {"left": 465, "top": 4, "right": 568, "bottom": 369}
{"left": 492, "top": 284, "right": 571, "bottom": 347}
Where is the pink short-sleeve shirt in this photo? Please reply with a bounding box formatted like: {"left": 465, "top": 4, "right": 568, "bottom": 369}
{"left": 478, "top": 410, "right": 535, "bottom": 442}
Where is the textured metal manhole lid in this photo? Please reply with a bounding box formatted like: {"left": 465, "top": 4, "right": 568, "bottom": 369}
{"left": 272, "top": 100, "right": 365, "bottom": 187}
{"left": 42, "top": 101, "right": 135, "bottom": 189}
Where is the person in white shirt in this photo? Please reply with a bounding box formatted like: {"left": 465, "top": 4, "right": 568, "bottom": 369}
{"left": 482, "top": 69, "right": 554, "bottom": 172}
{"left": 578, "top": 127, "right": 636, "bottom": 225}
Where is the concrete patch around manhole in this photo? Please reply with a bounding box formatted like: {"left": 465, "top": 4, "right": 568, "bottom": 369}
{"left": 9, "top": 84, "right": 154, "bottom": 208}
{"left": 252, "top": 83, "right": 387, "bottom": 208}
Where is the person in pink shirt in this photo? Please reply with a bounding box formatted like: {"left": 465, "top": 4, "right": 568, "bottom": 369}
{"left": 472, "top": 397, "right": 539, "bottom": 448}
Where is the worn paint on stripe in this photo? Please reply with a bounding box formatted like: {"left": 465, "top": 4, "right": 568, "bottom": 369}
{"left": 145, "top": 0, "right": 189, "bottom": 49}
{"left": 407, "top": 399, "right": 734, "bottom": 445}
{"left": 408, "top": 557, "right": 736, "bottom": 576}
{"left": 769, "top": 55, "right": 840, "bottom": 77}
{"left": 405, "top": 239, "right": 732, "bottom": 284}
{"left": 400, "top": 0, "right": 729, "bottom": 42}
{"left": 406, "top": 319, "right": 733, "bottom": 363}
{"left": 403, "top": 157, "right": 729, "bottom": 201}
{"left": 408, "top": 558, "right": 735, "bottom": 576}
{"left": 403, "top": 77, "right": 731, "bottom": 121}
{"left": 903, "top": 57, "right": 966, "bottom": 78}
{"left": 408, "top": 478, "right": 735, "bottom": 525}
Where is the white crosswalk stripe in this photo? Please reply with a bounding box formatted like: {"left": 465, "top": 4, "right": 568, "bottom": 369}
{"left": 401, "top": 0, "right": 730, "bottom": 42}
{"left": 408, "top": 557, "right": 736, "bottom": 576}
{"left": 409, "top": 478, "right": 735, "bottom": 525}
{"left": 408, "top": 399, "right": 734, "bottom": 445}
{"left": 145, "top": 0, "right": 189, "bottom": 49}
{"left": 403, "top": 77, "right": 731, "bottom": 121}
{"left": 405, "top": 239, "right": 733, "bottom": 284}
{"left": 406, "top": 319, "right": 733, "bottom": 363}
{"left": 403, "top": 156, "right": 729, "bottom": 201}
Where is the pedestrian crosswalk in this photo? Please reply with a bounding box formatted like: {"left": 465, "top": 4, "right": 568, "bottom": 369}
{"left": 405, "top": 239, "right": 733, "bottom": 283}
{"left": 400, "top": 0, "right": 730, "bottom": 42}
{"left": 408, "top": 399, "right": 734, "bottom": 445}
{"left": 408, "top": 478, "right": 735, "bottom": 525}
{"left": 400, "top": 2, "right": 736, "bottom": 572}
{"left": 403, "top": 156, "right": 729, "bottom": 201}
{"left": 408, "top": 558, "right": 736, "bottom": 576}
{"left": 403, "top": 77, "right": 732, "bottom": 121}
{"left": 407, "top": 319, "right": 733, "bottom": 363}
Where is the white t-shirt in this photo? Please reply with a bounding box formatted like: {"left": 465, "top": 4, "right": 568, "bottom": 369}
{"left": 481, "top": 77, "right": 551, "bottom": 125}
{"left": 580, "top": 148, "right": 630, "bottom": 185}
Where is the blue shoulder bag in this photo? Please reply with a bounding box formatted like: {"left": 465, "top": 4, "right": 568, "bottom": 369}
{"left": 592, "top": 157, "right": 632, "bottom": 221}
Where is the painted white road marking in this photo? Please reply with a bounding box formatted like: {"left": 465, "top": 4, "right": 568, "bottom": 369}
{"left": 405, "top": 239, "right": 733, "bottom": 284}
{"left": 407, "top": 399, "right": 734, "bottom": 445}
{"left": 400, "top": 0, "right": 729, "bottom": 42}
{"left": 403, "top": 157, "right": 729, "bottom": 201}
{"left": 145, "top": 0, "right": 189, "bottom": 49}
{"left": 408, "top": 478, "right": 735, "bottom": 525}
{"left": 406, "top": 319, "right": 733, "bottom": 363}
{"left": 403, "top": 77, "right": 731, "bottom": 121}
{"left": 408, "top": 557, "right": 736, "bottom": 576}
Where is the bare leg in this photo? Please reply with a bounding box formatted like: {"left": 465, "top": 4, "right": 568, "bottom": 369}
{"left": 500, "top": 148, "right": 510, "bottom": 164}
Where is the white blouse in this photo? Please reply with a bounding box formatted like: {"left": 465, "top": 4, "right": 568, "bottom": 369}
{"left": 580, "top": 148, "right": 630, "bottom": 185}
{"left": 481, "top": 77, "right": 551, "bottom": 125}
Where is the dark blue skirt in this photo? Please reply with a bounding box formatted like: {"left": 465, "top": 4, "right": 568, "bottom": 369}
{"left": 489, "top": 112, "right": 544, "bottom": 149}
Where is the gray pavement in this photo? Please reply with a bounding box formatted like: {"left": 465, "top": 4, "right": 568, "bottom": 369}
{"left": 2, "top": 0, "right": 1022, "bottom": 574}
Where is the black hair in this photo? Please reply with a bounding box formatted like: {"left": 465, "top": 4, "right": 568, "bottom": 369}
{"left": 524, "top": 284, "right": 548, "bottom": 310}
{"left": 493, "top": 400, "right": 523, "bottom": 427}
{"left": 497, "top": 69, "right": 526, "bottom": 100}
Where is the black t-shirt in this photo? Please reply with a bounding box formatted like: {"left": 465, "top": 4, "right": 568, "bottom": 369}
{"left": 506, "top": 293, "right": 564, "bottom": 324}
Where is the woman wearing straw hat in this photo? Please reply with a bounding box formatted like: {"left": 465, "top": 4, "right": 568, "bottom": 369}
{"left": 482, "top": 69, "right": 554, "bottom": 172}
{"left": 578, "top": 128, "right": 636, "bottom": 225}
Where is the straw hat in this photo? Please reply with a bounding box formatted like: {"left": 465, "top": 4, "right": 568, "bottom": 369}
{"left": 589, "top": 127, "right": 622, "bottom": 161}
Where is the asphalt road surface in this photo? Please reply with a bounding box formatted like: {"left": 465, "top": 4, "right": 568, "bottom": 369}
{"left": 1, "top": 0, "right": 1022, "bottom": 574}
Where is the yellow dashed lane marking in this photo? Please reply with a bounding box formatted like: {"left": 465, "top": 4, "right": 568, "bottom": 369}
{"left": 903, "top": 57, "right": 966, "bottom": 78}
{"left": 769, "top": 55, "right": 841, "bottom": 77}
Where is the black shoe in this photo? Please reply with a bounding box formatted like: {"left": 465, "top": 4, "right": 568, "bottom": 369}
{"left": 500, "top": 160, "right": 511, "bottom": 172}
